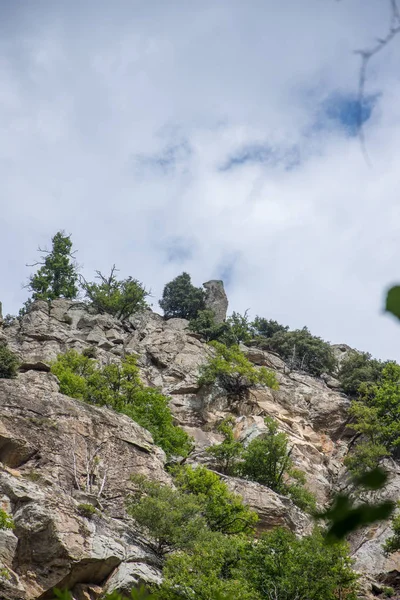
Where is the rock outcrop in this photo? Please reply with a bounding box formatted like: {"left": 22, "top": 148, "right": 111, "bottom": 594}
{"left": 203, "top": 280, "right": 228, "bottom": 323}
{"left": 0, "top": 298, "right": 397, "bottom": 599}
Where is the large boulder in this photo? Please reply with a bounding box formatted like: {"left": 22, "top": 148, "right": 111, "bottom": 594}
{"left": 223, "top": 476, "right": 313, "bottom": 535}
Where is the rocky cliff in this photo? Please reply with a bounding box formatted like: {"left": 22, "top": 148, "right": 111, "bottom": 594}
{"left": 0, "top": 299, "right": 399, "bottom": 599}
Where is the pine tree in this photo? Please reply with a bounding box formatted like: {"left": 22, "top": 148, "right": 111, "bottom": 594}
{"left": 25, "top": 231, "right": 79, "bottom": 306}
{"left": 159, "top": 272, "right": 206, "bottom": 320}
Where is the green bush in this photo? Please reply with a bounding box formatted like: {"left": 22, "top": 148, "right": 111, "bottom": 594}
{"left": 0, "top": 508, "right": 14, "bottom": 530}
{"left": 159, "top": 272, "right": 206, "bottom": 320}
{"left": 285, "top": 468, "right": 317, "bottom": 513}
{"left": 241, "top": 527, "right": 357, "bottom": 600}
{"left": 81, "top": 265, "right": 149, "bottom": 320}
{"left": 206, "top": 417, "right": 243, "bottom": 475}
{"left": 77, "top": 503, "right": 97, "bottom": 519}
{"left": 127, "top": 474, "right": 207, "bottom": 556}
{"left": 223, "top": 311, "right": 252, "bottom": 345}
{"left": 51, "top": 351, "right": 192, "bottom": 458}
{"left": 25, "top": 231, "right": 79, "bottom": 305}
{"left": 240, "top": 418, "right": 291, "bottom": 490}
{"left": 239, "top": 417, "right": 316, "bottom": 512}
{"left": 264, "top": 326, "right": 337, "bottom": 376}
{"left": 51, "top": 349, "right": 95, "bottom": 399}
{"left": 173, "top": 465, "right": 258, "bottom": 535}
{"left": 251, "top": 316, "right": 289, "bottom": 339}
{"left": 198, "top": 341, "right": 278, "bottom": 398}
{"left": 190, "top": 310, "right": 253, "bottom": 347}
{"left": 189, "top": 309, "right": 230, "bottom": 342}
{"left": 206, "top": 417, "right": 316, "bottom": 513}
{"left": 0, "top": 567, "right": 10, "bottom": 580}
{"left": 128, "top": 468, "right": 257, "bottom": 557}
{"left": 344, "top": 439, "right": 389, "bottom": 478}
{"left": 122, "top": 388, "right": 192, "bottom": 458}
{"left": 158, "top": 527, "right": 357, "bottom": 600}
{"left": 158, "top": 532, "right": 255, "bottom": 600}
{"left": 338, "top": 351, "right": 386, "bottom": 397}
{"left": 345, "top": 363, "right": 400, "bottom": 475}
{"left": 0, "top": 344, "right": 19, "bottom": 379}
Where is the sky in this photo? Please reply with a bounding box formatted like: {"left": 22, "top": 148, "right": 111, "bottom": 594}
{"left": 1, "top": 0, "right": 400, "bottom": 360}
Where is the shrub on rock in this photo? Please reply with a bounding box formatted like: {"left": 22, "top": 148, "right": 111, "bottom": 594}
{"left": 198, "top": 341, "right": 278, "bottom": 398}
{"left": 0, "top": 343, "right": 19, "bottom": 379}
{"left": 81, "top": 265, "right": 149, "bottom": 320}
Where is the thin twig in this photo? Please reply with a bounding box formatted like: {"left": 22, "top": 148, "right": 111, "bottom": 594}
{"left": 355, "top": 0, "right": 400, "bottom": 162}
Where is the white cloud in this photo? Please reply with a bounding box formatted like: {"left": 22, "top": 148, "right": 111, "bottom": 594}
{"left": 1, "top": 0, "right": 400, "bottom": 360}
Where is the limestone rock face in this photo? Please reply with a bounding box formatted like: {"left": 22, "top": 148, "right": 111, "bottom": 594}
{"left": 0, "top": 299, "right": 394, "bottom": 598}
{"left": 0, "top": 368, "right": 168, "bottom": 599}
{"left": 223, "top": 476, "right": 313, "bottom": 535}
{"left": 203, "top": 280, "right": 228, "bottom": 323}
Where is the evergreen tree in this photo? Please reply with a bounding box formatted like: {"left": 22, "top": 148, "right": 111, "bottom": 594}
{"left": 338, "top": 351, "right": 386, "bottom": 397}
{"left": 25, "top": 231, "right": 79, "bottom": 305}
{"left": 159, "top": 272, "right": 206, "bottom": 320}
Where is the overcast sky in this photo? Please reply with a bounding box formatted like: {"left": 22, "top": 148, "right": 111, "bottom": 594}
{"left": 1, "top": 0, "right": 400, "bottom": 360}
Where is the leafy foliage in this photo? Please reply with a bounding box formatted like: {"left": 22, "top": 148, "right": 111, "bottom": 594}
{"left": 159, "top": 272, "right": 206, "bottom": 320}
{"left": 127, "top": 474, "right": 207, "bottom": 556}
{"left": 240, "top": 417, "right": 291, "bottom": 490}
{"left": 198, "top": 341, "right": 278, "bottom": 397}
{"left": 158, "top": 527, "right": 357, "bottom": 600}
{"left": 189, "top": 309, "right": 229, "bottom": 342}
{"left": 239, "top": 417, "right": 316, "bottom": 513}
{"left": 338, "top": 351, "right": 386, "bottom": 397}
{"left": 285, "top": 467, "right": 318, "bottom": 513}
{"left": 81, "top": 265, "right": 149, "bottom": 320}
{"left": 0, "top": 343, "right": 19, "bottom": 379}
{"left": 157, "top": 533, "right": 256, "bottom": 600}
{"left": 51, "top": 350, "right": 192, "bottom": 457}
{"left": 173, "top": 465, "right": 258, "bottom": 535}
{"left": 241, "top": 527, "right": 357, "bottom": 600}
{"left": 344, "top": 439, "right": 389, "bottom": 478}
{"left": 251, "top": 316, "right": 289, "bottom": 339}
{"left": 77, "top": 503, "right": 97, "bottom": 519}
{"left": 206, "top": 417, "right": 316, "bottom": 513}
{"left": 0, "top": 508, "right": 14, "bottom": 530}
{"left": 265, "top": 326, "right": 337, "bottom": 376}
{"left": 223, "top": 311, "right": 252, "bottom": 345}
{"left": 345, "top": 363, "right": 400, "bottom": 474}
{"left": 26, "top": 231, "right": 79, "bottom": 304}
{"left": 128, "top": 468, "right": 257, "bottom": 558}
{"left": 122, "top": 387, "right": 192, "bottom": 458}
{"left": 190, "top": 310, "right": 252, "bottom": 346}
{"left": 50, "top": 349, "right": 95, "bottom": 399}
{"left": 206, "top": 417, "right": 243, "bottom": 475}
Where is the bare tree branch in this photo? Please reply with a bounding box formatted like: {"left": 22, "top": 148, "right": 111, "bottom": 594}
{"left": 355, "top": 0, "right": 400, "bottom": 162}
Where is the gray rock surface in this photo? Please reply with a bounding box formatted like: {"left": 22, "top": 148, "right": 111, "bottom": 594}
{"left": 0, "top": 299, "right": 392, "bottom": 598}
{"left": 203, "top": 280, "right": 228, "bottom": 323}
